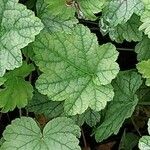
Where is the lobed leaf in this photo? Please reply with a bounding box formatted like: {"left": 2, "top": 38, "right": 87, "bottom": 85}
{"left": 139, "top": 119, "right": 150, "bottom": 150}
{"left": 33, "top": 25, "right": 119, "bottom": 115}
{"left": 0, "top": 0, "right": 43, "bottom": 76}
{"left": 135, "top": 36, "right": 150, "bottom": 61}
{"left": 100, "top": 14, "right": 143, "bottom": 43}
{"left": 1, "top": 117, "right": 81, "bottom": 150}
{"left": 36, "top": 0, "right": 78, "bottom": 33}
{"left": 137, "top": 59, "right": 150, "bottom": 86}
{"left": 102, "top": 0, "right": 144, "bottom": 27}
{"left": 0, "top": 62, "right": 34, "bottom": 112}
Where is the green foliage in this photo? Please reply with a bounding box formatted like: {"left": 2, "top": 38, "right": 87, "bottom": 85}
{"left": 95, "top": 71, "right": 142, "bottom": 142}
{"left": 33, "top": 25, "right": 119, "bottom": 115}
{"left": 135, "top": 36, "right": 150, "bottom": 61}
{"left": 100, "top": 14, "right": 143, "bottom": 43}
{"left": 27, "top": 91, "right": 64, "bottom": 119}
{"left": 0, "top": 62, "right": 34, "bottom": 112}
{"left": 1, "top": 0, "right": 150, "bottom": 149}
{"left": 139, "top": 119, "right": 150, "bottom": 150}
{"left": 0, "top": 0, "right": 43, "bottom": 77}
{"left": 1, "top": 117, "right": 81, "bottom": 150}
{"left": 102, "top": 0, "right": 144, "bottom": 27}
{"left": 119, "top": 131, "right": 139, "bottom": 150}
{"left": 36, "top": 0, "right": 78, "bottom": 33}
{"left": 137, "top": 59, "right": 150, "bottom": 86}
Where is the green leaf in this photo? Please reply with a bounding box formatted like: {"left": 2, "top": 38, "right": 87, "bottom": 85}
{"left": 27, "top": 91, "right": 64, "bottom": 119}
{"left": 21, "top": 45, "right": 35, "bottom": 60}
{"left": 44, "top": 0, "right": 75, "bottom": 20}
{"left": 95, "top": 71, "right": 142, "bottom": 142}
{"left": 36, "top": 0, "right": 78, "bottom": 33}
{"left": 0, "top": 77, "right": 6, "bottom": 86}
{"left": 0, "top": 62, "right": 34, "bottom": 112}
{"left": 142, "top": 0, "right": 150, "bottom": 10}
{"left": 0, "top": 0, "right": 43, "bottom": 77}
{"left": 119, "top": 131, "right": 139, "bottom": 150}
{"left": 1, "top": 117, "right": 81, "bottom": 150}
{"left": 33, "top": 25, "right": 119, "bottom": 115}
{"left": 72, "top": 108, "right": 101, "bottom": 127}
{"left": 139, "top": 10, "right": 150, "bottom": 38}
{"left": 139, "top": 119, "right": 150, "bottom": 150}
{"left": 139, "top": 136, "right": 150, "bottom": 150}
{"left": 0, "top": 138, "right": 4, "bottom": 147}
{"left": 137, "top": 84, "right": 150, "bottom": 104}
{"left": 76, "top": 0, "right": 106, "bottom": 20}
{"left": 135, "top": 36, "right": 150, "bottom": 61}
{"left": 137, "top": 59, "right": 150, "bottom": 86}
{"left": 100, "top": 14, "right": 143, "bottom": 43}
{"left": 103, "top": 0, "right": 144, "bottom": 27}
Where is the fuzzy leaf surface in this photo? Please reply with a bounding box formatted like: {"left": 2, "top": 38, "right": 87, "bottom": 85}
{"left": 27, "top": 91, "right": 64, "bottom": 119}
{"left": 137, "top": 59, "right": 150, "bottom": 86}
{"left": 36, "top": 0, "right": 77, "bottom": 33}
{"left": 0, "top": 0, "right": 43, "bottom": 76}
{"left": 72, "top": 108, "right": 101, "bottom": 127}
{"left": 103, "top": 0, "right": 144, "bottom": 27}
{"left": 135, "top": 36, "right": 150, "bottom": 61}
{"left": 106, "top": 15, "right": 143, "bottom": 43}
{"left": 139, "top": 119, "right": 150, "bottom": 150}
{"left": 1, "top": 117, "right": 81, "bottom": 150}
{"left": 95, "top": 71, "right": 142, "bottom": 142}
{"left": 33, "top": 25, "right": 119, "bottom": 115}
{"left": 76, "top": 0, "right": 106, "bottom": 20}
{"left": 0, "top": 63, "right": 34, "bottom": 112}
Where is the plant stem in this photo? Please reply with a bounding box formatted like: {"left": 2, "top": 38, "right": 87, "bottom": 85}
{"left": 19, "top": 109, "right": 22, "bottom": 118}
{"left": 131, "top": 117, "right": 142, "bottom": 136}
{"left": 81, "top": 128, "right": 89, "bottom": 150}
{"left": 7, "top": 113, "right": 10, "bottom": 122}
{"left": 138, "top": 102, "right": 150, "bottom": 105}
{"left": 117, "top": 48, "right": 134, "bottom": 52}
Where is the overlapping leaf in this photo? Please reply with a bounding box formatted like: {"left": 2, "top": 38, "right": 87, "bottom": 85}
{"left": 139, "top": 0, "right": 150, "bottom": 38}
{"left": 27, "top": 91, "right": 64, "bottom": 119}
{"left": 0, "top": 0, "right": 43, "bottom": 77}
{"left": 100, "top": 14, "right": 143, "bottom": 43}
{"left": 33, "top": 25, "right": 119, "bottom": 115}
{"left": 72, "top": 108, "right": 101, "bottom": 127}
{"left": 36, "top": 0, "right": 77, "bottom": 33}
{"left": 102, "top": 0, "right": 144, "bottom": 27}
{"left": 0, "top": 63, "right": 34, "bottom": 112}
{"left": 76, "top": 0, "right": 106, "bottom": 20}
{"left": 135, "top": 36, "right": 150, "bottom": 61}
{"left": 137, "top": 59, "right": 150, "bottom": 86}
{"left": 139, "top": 119, "right": 150, "bottom": 150}
{"left": 1, "top": 117, "right": 81, "bottom": 150}
{"left": 95, "top": 71, "right": 142, "bottom": 142}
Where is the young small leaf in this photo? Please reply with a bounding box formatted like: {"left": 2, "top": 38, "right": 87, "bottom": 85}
{"left": 137, "top": 59, "right": 150, "bottom": 86}
{"left": 0, "top": 63, "right": 34, "bottom": 112}
{"left": 1, "top": 117, "right": 81, "bottom": 150}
